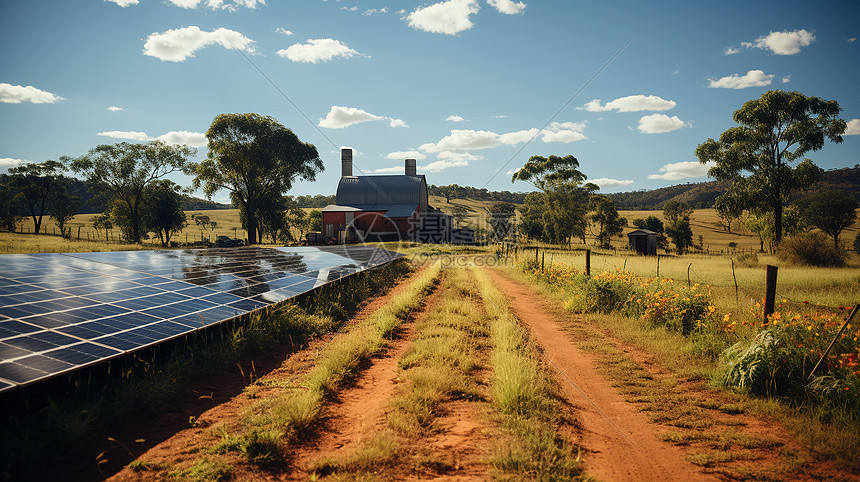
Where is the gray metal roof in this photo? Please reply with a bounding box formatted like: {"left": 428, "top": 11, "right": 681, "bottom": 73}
{"left": 322, "top": 203, "right": 419, "bottom": 218}
{"left": 628, "top": 229, "right": 657, "bottom": 236}
{"left": 336, "top": 175, "right": 427, "bottom": 206}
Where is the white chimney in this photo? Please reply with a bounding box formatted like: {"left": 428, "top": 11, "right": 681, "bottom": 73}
{"left": 405, "top": 158, "right": 416, "bottom": 176}
{"left": 341, "top": 148, "right": 353, "bottom": 177}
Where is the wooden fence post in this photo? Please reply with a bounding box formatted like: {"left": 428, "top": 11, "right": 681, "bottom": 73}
{"left": 763, "top": 265, "right": 778, "bottom": 321}
{"left": 656, "top": 254, "right": 660, "bottom": 278}
{"left": 585, "top": 249, "right": 591, "bottom": 277}
{"left": 731, "top": 258, "right": 739, "bottom": 305}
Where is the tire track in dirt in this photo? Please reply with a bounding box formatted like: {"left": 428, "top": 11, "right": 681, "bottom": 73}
{"left": 285, "top": 293, "right": 431, "bottom": 478}
{"left": 107, "top": 264, "right": 433, "bottom": 482}
{"left": 291, "top": 268, "right": 497, "bottom": 480}
{"left": 486, "top": 267, "right": 718, "bottom": 482}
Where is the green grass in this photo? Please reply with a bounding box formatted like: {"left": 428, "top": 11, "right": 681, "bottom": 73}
{"left": 510, "top": 264, "right": 860, "bottom": 474}
{"left": 388, "top": 268, "right": 485, "bottom": 436}
{"left": 471, "top": 266, "right": 582, "bottom": 480}
{"left": 207, "top": 261, "right": 441, "bottom": 466}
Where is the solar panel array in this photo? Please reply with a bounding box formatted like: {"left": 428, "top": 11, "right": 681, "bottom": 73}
{"left": 0, "top": 245, "right": 402, "bottom": 394}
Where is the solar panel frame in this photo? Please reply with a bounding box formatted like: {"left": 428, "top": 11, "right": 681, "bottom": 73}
{"left": 0, "top": 245, "right": 402, "bottom": 394}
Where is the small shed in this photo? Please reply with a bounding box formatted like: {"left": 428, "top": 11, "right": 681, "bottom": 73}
{"left": 628, "top": 229, "right": 658, "bottom": 255}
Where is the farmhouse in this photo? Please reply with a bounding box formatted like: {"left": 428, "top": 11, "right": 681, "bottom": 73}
{"left": 321, "top": 148, "right": 456, "bottom": 243}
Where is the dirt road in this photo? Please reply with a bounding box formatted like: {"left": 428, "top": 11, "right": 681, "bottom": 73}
{"left": 102, "top": 264, "right": 846, "bottom": 481}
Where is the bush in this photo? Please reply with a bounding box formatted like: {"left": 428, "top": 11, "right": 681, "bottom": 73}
{"left": 779, "top": 232, "right": 845, "bottom": 267}
{"left": 854, "top": 231, "right": 860, "bottom": 255}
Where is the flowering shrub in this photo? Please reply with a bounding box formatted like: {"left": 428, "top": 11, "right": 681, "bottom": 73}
{"left": 524, "top": 262, "right": 860, "bottom": 421}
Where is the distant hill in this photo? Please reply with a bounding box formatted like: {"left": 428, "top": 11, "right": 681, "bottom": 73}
{"left": 607, "top": 166, "right": 860, "bottom": 210}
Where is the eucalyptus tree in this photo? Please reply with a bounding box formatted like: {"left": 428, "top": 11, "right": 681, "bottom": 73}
{"left": 8, "top": 160, "right": 67, "bottom": 234}
{"left": 190, "top": 113, "right": 323, "bottom": 244}
{"left": 797, "top": 190, "right": 858, "bottom": 250}
{"left": 695, "top": 90, "right": 846, "bottom": 243}
{"left": 512, "top": 154, "right": 596, "bottom": 245}
{"left": 69, "top": 141, "right": 195, "bottom": 243}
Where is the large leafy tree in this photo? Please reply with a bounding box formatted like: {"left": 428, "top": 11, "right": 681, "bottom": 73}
{"left": 50, "top": 188, "right": 81, "bottom": 238}
{"left": 69, "top": 141, "right": 195, "bottom": 243}
{"left": 512, "top": 155, "right": 595, "bottom": 245}
{"left": 142, "top": 180, "right": 187, "bottom": 247}
{"left": 695, "top": 90, "right": 846, "bottom": 243}
{"left": 632, "top": 216, "right": 668, "bottom": 250}
{"left": 191, "top": 113, "right": 323, "bottom": 244}
{"left": 797, "top": 190, "right": 858, "bottom": 250}
{"left": 589, "top": 195, "right": 626, "bottom": 248}
{"left": 0, "top": 177, "right": 23, "bottom": 232}
{"left": 8, "top": 160, "right": 67, "bottom": 234}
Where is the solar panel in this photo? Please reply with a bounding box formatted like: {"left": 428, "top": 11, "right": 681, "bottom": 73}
{"left": 0, "top": 245, "right": 402, "bottom": 394}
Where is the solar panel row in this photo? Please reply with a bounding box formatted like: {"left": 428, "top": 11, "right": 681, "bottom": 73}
{"left": 0, "top": 245, "right": 401, "bottom": 394}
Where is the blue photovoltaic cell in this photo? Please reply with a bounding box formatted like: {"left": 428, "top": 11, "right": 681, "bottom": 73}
{"left": 0, "top": 245, "right": 402, "bottom": 392}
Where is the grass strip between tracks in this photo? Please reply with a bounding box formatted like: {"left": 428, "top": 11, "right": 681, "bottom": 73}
{"left": 205, "top": 261, "right": 442, "bottom": 468}
{"left": 472, "top": 266, "right": 582, "bottom": 480}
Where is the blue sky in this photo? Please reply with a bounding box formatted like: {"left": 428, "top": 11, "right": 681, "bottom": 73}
{"left": 1, "top": 0, "right": 858, "bottom": 203}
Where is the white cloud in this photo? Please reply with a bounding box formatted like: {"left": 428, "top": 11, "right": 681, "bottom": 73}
{"left": 420, "top": 129, "right": 500, "bottom": 152}
{"left": 583, "top": 95, "right": 676, "bottom": 113}
{"left": 0, "top": 83, "right": 64, "bottom": 104}
{"left": 849, "top": 38, "right": 857, "bottom": 43}
{"left": 845, "top": 119, "right": 860, "bottom": 135}
{"left": 487, "top": 0, "right": 525, "bottom": 15}
{"left": 498, "top": 128, "right": 539, "bottom": 145}
{"left": 647, "top": 161, "right": 714, "bottom": 180}
{"left": 707, "top": 69, "right": 774, "bottom": 89}
{"left": 782, "top": 75, "right": 791, "bottom": 83}
{"left": 156, "top": 130, "right": 207, "bottom": 147}
{"left": 385, "top": 150, "right": 427, "bottom": 160}
{"left": 724, "top": 46, "right": 740, "bottom": 55}
{"left": 319, "top": 106, "right": 384, "bottom": 129}
{"left": 388, "top": 118, "right": 409, "bottom": 128}
{"left": 437, "top": 151, "right": 484, "bottom": 161}
{"left": 276, "top": 27, "right": 293, "bottom": 36}
{"left": 541, "top": 121, "right": 587, "bottom": 143}
{"left": 96, "top": 130, "right": 205, "bottom": 146}
{"left": 143, "top": 26, "right": 255, "bottom": 62}
{"left": 490, "top": 114, "right": 507, "bottom": 118}
{"left": 637, "top": 114, "right": 688, "bottom": 134}
{"left": 506, "top": 167, "right": 521, "bottom": 176}
{"left": 741, "top": 29, "right": 815, "bottom": 55}
{"left": 341, "top": 6, "right": 358, "bottom": 11}
{"left": 108, "top": 106, "right": 125, "bottom": 112}
{"left": 670, "top": 69, "right": 679, "bottom": 75}
{"left": 166, "top": 0, "right": 263, "bottom": 9}
{"left": 446, "top": 114, "right": 466, "bottom": 122}
{"left": 97, "top": 130, "right": 151, "bottom": 141}
{"left": 421, "top": 122, "right": 587, "bottom": 152}
{"left": 421, "top": 159, "right": 468, "bottom": 172}
{"left": 363, "top": 7, "right": 388, "bottom": 15}
{"left": 277, "top": 38, "right": 363, "bottom": 63}
{"left": 590, "top": 178, "right": 634, "bottom": 188}
{"left": 370, "top": 166, "right": 404, "bottom": 174}
{"left": 0, "top": 158, "right": 26, "bottom": 168}
{"left": 105, "top": 0, "right": 139, "bottom": 6}
{"left": 168, "top": 0, "right": 200, "bottom": 7}
{"left": 407, "top": 0, "right": 479, "bottom": 35}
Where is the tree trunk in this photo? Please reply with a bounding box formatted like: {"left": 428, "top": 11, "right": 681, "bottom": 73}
{"left": 32, "top": 215, "right": 42, "bottom": 235}
{"left": 774, "top": 201, "right": 782, "bottom": 244}
{"left": 245, "top": 200, "right": 257, "bottom": 245}
{"left": 129, "top": 199, "right": 141, "bottom": 244}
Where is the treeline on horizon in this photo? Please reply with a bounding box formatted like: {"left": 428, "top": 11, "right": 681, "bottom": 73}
{"left": 4, "top": 165, "right": 856, "bottom": 215}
